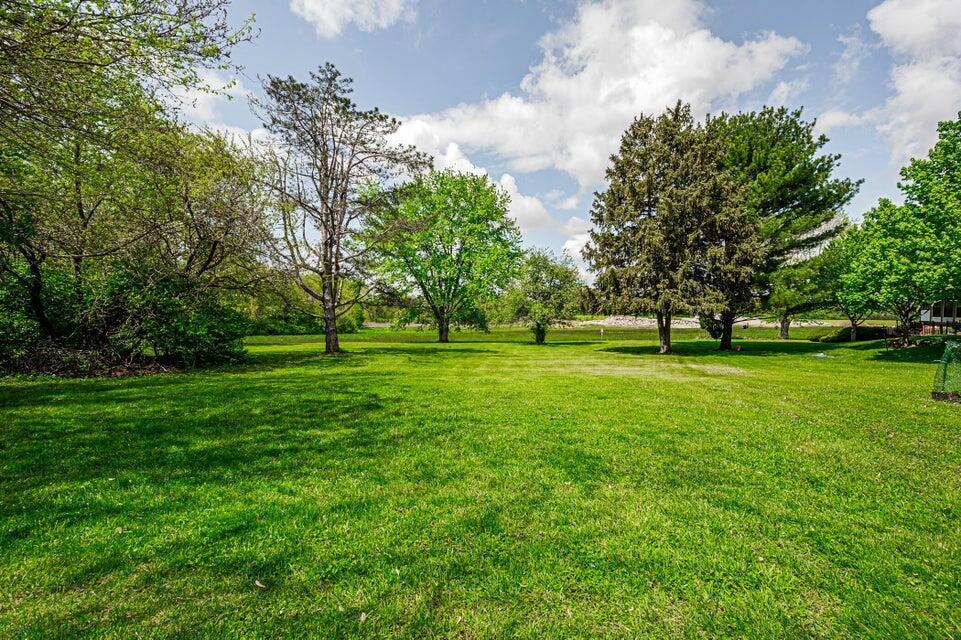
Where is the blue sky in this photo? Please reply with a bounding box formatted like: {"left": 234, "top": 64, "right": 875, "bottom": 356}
{"left": 189, "top": 0, "right": 961, "bottom": 267}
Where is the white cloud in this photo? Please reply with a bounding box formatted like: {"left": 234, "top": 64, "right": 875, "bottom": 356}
{"left": 392, "top": 121, "right": 554, "bottom": 232}
{"left": 814, "top": 109, "right": 868, "bottom": 136}
{"left": 767, "top": 78, "right": 809, "bottom": 105}
{"left": 172, "top": 69, "right": 250, "bottom": 125}
{"left": 397, "top": 0, "right": 805, "bottom": 189}
{"left": 498, "top": 174, "right": 553, "bottom": 232}
{"left": 834, "top": 28, "right": 871, "bottom": 84}
{"left": 876, "top": 58, "right": 961, "bottom": 161}
{"left": 290, "top": 0, "right": 416, "bottom": 38}
{"left": 545, "top": 190, "right": 580, "bottom": 211}
{"left": 563, "top": 216, "right": 593, "bottom": 235}
{"left": 864, "top": 0, "right": 961, "bottom": 162}
{"left": 867, "top": 0, "right": 961, "bottom": 59}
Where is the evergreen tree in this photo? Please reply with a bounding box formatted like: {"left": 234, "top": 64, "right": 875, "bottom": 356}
{"left": 704, "top": 107, "right": 860, "bottom": 349}
{"left": 585, "top": 102, "right": 740, "bottom": 354}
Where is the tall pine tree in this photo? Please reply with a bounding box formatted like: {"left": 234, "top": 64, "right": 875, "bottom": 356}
{"left": 704, "top": 107, "right": 860, "bottom": 349}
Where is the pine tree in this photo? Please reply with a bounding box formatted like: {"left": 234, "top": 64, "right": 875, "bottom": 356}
{"left": 704, "top": 107, "right": 860, "bottom": 349}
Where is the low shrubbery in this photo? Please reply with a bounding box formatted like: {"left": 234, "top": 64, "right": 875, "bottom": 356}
{"left": 0, "top": 264, "right": 248, "bottom": 375}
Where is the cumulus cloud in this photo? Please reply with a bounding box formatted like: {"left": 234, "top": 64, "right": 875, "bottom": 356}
{"left": 814, "top": 109, "right": 868, "bottom": 136}
{"left": 397, "top": 0, "right": 805, "bottom": 189}
{"left": 867, "top": 0, "right": 961, "bottom": 59}
{"left": 392, "top": 122, "right": 553, "bottom": 232}
{"left": 290, "top": 0, "right": 416, "bottom": 38}
{"left": 545, "top": 190, "right": 581, "bottom": 211}
{"left": 498, "top": 174, "right": 554, "bottom": 232}
{"left": 866, "top": 0, "right": 961, "bottom": 161}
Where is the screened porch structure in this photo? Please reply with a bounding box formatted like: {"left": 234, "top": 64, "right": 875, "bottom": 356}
{"left": 921, "top": 300, "right": 961, "bottom": 333}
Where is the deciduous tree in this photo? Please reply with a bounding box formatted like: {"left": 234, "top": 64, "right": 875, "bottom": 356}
{"left": 501, "top": 250, "right": 581, "bottom": 344}
{"left": 815, "top": 226, "right": 874, "bottom": 341}
{"left": 256, "top": 64, "right": 427, "bottom": 354}
{"left": 368, "top": 170, "right": 522, "bottom": 343}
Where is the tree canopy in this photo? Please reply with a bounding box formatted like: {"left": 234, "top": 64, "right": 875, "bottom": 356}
{"left": 585, "top": 102, "right": 739, "bottom": 354}
{"left": 368, "top": 170, "right": 522, "bottom": 343}
{"left": 704, "top": 107, "right": 860, "bottom": 345}
{"left": 500, "top": 250, "right": 581, "bottom": 344}
{"left": 255, "top": 64, "right": 428, "bottom": 354}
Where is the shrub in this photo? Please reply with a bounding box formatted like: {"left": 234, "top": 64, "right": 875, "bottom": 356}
{"left": 106, "top": 271, "right": 248, "bottom": 367}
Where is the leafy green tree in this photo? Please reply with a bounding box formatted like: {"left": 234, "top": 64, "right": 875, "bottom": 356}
{"left": 0, "top": 116, "right": 266, "bottom": 372}
{"left": 815, "top": 226, "right": 875, "bottom": 341}
{"left": 704, "top": 107, "right": 860, "bottom": 348}
{"left": 766, "top": 258, "right": 827, "bottom": 339}
{"left": 1, "top": 0, "right": 251, "bottom": 146}
{"left": 586, "top": 102, "right": 735, "bottom": 354}
{"left": 369, "top": 170, "right": 522, "bottom": 343}
{"left": 501, "top": 250, "right": 581, "bottom": 344}
{"left": 898, "top": 111, "right": 961, "bottom": 298}
{"left": 850, "top": 199, "right": 938, "bottom": 339}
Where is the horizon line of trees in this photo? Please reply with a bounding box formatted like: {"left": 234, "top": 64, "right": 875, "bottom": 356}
{"left": 4, "top": 1, "right": 959, "bottom": 374}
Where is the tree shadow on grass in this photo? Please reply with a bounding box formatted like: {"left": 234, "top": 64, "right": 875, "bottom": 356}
{"left": 848, "top": 340, "right": 947, "bottom": 364}
{"left": 602, "top": 340, "right": 844, "bottom": 358}
{"left": 0, "top": 370, "right": 394, "bottom": 473}
{"left": 351, "top": 346, "right": 497, "bottom": 358}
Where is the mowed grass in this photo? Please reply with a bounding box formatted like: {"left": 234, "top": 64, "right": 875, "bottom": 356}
{"left": 1, "top": 328, "right": 960, "bottom": 638}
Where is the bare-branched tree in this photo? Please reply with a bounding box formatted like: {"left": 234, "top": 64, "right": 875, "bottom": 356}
{"left": 254, "top": 63, "right": 429, "bottom": 354}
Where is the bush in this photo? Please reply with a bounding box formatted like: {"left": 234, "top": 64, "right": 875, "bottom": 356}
{"left": 810, "top": 325, "right": 891, "bottom": 343}
{"left": 0, "top": 265, "right": 248, "bottom": 375}
{"left": 337, "top": 303, "right": 365, "bottom": 334}
{"left": 106, "top": 271, "right": 248, "bottom": 367}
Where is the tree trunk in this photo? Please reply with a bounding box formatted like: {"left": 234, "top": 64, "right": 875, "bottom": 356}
{"left": 778, "top": 314, "right": 790, "bottom": 340}
{"left": 896, "top": 304, "right": 915, "bottom": 340}
{"left": 438, "top": 315, "right": 450, "bottom": 343}
{"left": 533, "top": 324, "right": 547, "bottom": 344}
{"left": 848, "top": 318, "right": 858, "bottom": 342}
{"left": 321, "top": 277, "right": 339, "bottom": 354}
{"left": 72, "top": 256, "right": 84, "bottom": 307}
{"left": 655, "top": 309, "right": 672, "bottom": 354}
{"left": 719, "top": 311, "right": 735, "bottom": 351}
{"left": 27, "top": 258, "right": 54, "bottom": 338}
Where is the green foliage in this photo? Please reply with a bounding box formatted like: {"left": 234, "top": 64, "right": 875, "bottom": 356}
{"left": 715, "top": 107, "right": 859, "bottom": 268}
{"left": 1, "top": 0, "right": 252, "bottom": 144}
{"left": 699, "top": 107, "right": 859, "bottom": 345}
{"left": 369, "top": 170, "right": 522, "bottom": 342}
{"left": 832, "top": 112, "right": 961, "bottom": 341}
{"left": 586, "top": 102, "right": 741, "bottom": 353}
{"left": 106, "top": 269, "right": 248, "bottom": 367}
{"left": 499, "top": 250, "right": 581, "bottom": 343}
{"left": 898, "top": 111, "right": 961, "bottom": 297}
{"left": 849, "top": 199, "right": 939, "bottom": 337}
{"left": 815, "top": 225, "right": 876, "bottom": 337}
{"left": 766, "top": 258, "right": 829, "bottom": 337}
{"left": 810, "top": 325, "right": 890, "bottom": 343}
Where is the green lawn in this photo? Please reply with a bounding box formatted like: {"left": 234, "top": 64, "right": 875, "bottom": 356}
{"left": 2, "top": 328, "right": 959, "bottom": 638}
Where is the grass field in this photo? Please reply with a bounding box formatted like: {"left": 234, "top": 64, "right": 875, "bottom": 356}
{"left": 2, "top": 328, "right": 960, "bottom": 638}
